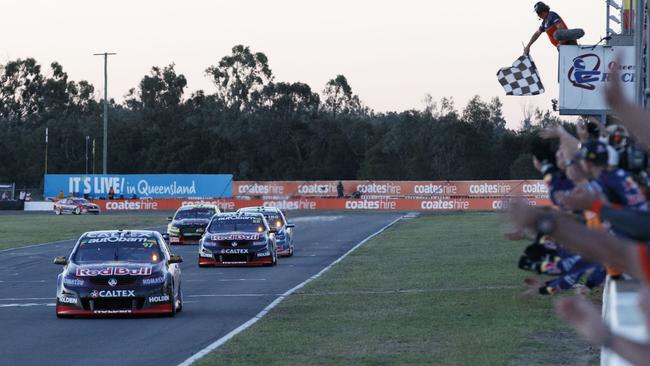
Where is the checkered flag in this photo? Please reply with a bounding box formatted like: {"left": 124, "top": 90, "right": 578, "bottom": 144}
{"left": 497, "top": 55, "right": 545, "bottom": 96}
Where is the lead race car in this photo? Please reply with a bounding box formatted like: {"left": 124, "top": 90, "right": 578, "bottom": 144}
{"left": 198, "top": 212, "right": 278, "bottom": 267}
{"left": 237, "top": 206, "right": 296, "bottom": 257}
{"left": 54, "top": 230, "right": 183, "bottom": 317}
{"left": 166, "top": 204, "right": 220, "bottom": 244}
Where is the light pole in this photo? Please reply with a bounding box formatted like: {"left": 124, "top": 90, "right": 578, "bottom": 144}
{"left": 93, "top": 52, "right": 116, "bottom": 174}
{"left": 85, "top": 135, "right": 90, "bottom": 174}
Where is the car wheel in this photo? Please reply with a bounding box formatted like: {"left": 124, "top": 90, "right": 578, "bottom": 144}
{"left": 288, "top": 246, "right": 294, "bottom": 257}
{"left": 168, "top": 284, "right": 177, "bottom": 317}
{"left": 74, "top": 207, "right": 81, "bottom": 215}
{"left": 55, "top": 208, "right": 62, "bottom": 215}
{"left": 176, "top": 285, "right": 183, "bottom": 313}
{"left": 272, "top": 247, "right": 278, "bottom": 266}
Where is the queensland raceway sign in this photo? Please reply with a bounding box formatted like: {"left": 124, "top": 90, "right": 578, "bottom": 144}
{"left": 44, "top": 174, "right": 232, "bottom": 199}
{"left": 559, "top": 45, "right": 635, "bottom": 114}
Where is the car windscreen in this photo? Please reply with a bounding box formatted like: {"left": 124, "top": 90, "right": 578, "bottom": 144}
{"left": 207, "top": 217, "right": 266, "bottom": 233}
{"left": 72, "top": 234, "right": 162, "bottom": 264}
{"left": 175, "top": 208, "right": 215, "bottom": 220}
{"left": 70, "top": 198, "right": 89, "bottom": 204}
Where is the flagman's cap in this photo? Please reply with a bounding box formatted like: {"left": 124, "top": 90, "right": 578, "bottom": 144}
{"left": 534, "top": 2, "right": 550, "bottom": 15}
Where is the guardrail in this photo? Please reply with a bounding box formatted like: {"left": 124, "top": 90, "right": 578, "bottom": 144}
{"left": 601, "top": 277, "right": 649, "bottom": 366}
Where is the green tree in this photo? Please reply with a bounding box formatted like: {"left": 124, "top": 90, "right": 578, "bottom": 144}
{"left": 322, "top": 75, "right": 365, "bottom": 116}
{"left": 205, "top": 45, "right": 273, "bottom": 111}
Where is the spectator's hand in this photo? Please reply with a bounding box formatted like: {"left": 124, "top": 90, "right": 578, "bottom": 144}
{"left": 564, "top": 185, "right": 600, "bottom": 211}
{"left": 505, "top": 200, "right": 546, "bottom": 235}
{"left": 504, "top": 229, "right": 526, "bottom": 241}
{"left": 523, "top": 277, "right": 543, "bottom": 296}
{"left": 539, "top": 126, "right": 561, "bottom": 139}
{"left": 605, "top": 60, "right": 626, "bottom": 110}
{"left": 554, "top": 296, "right": 610, "bottom": 345}
{"left": 639, "top": 286, "right": 650, "bottom": 330}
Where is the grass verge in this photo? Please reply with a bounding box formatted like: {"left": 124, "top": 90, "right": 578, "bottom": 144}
{"left": 0, "top": 213, "right": 169, "bottom": 250}
{"left": 195, "top": 212, "right": 597, "bottom": 366}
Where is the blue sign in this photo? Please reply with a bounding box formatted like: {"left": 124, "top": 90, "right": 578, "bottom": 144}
{"left": 44, "top": 174, "right": 233, "bottom": 199}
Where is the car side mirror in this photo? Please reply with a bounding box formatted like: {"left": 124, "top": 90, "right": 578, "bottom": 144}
{"left": 286, "top": 223, "right": 295, "bottom": 228}
{"left": 54, "top": 256, "right": 68, "bottom": 265}
{"left": 166, "top": 216, "right": 173, "bottom": 222}
{"left": 168, "top": 255, "right": 183, "bottom": 264}
{"left": 161, "top": 233, "right": 170, "bottom": 242}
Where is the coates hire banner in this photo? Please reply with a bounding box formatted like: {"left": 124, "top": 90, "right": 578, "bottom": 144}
{"left": 44, "top": 174, "right": 232, "bottom": 199}
{"left": 93, "top": 197, "right": 551, "bottom": 212}
{"left": 559, "top": 45, "right": 635, "bottom": 115}
{"left": 233, "top": 180, "right": 548, "bottom": 197}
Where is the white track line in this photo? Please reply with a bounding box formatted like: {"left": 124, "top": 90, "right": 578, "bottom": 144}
{"left": 0, "top": 303, "right": 55, "bottom": 308}
{"left": 0, "top": 239, "right": 72, "bottom": 254}
{"left": 177, "top": 215, "right": 403, "bottom": 366}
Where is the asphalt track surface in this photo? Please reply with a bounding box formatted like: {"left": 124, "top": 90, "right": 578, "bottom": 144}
{"left": 0, "top": 211, "right": 402, "bottom": 366}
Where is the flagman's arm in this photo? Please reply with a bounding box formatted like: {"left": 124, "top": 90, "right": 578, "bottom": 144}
{"left": 524, "top": 29, "right": 543, "bottom": 55}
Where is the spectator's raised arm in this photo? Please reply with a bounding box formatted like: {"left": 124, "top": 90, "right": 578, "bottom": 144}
{"left": 606, "top": 65, "right": 650, "bottom": 152}
{"left": 506, "top": 203, "right": 646, "bottom": 282}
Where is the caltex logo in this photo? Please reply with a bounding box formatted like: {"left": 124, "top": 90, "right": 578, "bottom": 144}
{"left": 91, "top": 290, "right": 99, "bottom": 298}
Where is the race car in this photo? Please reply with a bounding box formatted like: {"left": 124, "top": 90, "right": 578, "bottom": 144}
{"left": 54, "top": 197, "right": 101, "bottom": 215}
{"left": 237, "top": 206, "right": 295, "bottom": 256}
{"left": 54, "top": 230, "right": 183, "bottom": 317}
{"left": 166, "top": 204, "right": 220, "bottom": 244}
{"left": 198, "top": 212, "right": 278, "bottom": 267}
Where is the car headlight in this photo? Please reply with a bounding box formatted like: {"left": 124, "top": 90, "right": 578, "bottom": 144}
{"left": 168, "top": 225, "right": 180, "bottom": 234}
{"left": 199, "top": 246, "right": 213, "bottom": 258}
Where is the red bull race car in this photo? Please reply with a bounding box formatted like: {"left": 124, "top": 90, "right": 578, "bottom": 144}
{"left": 54, "top": 230, "right": 183, "bottom": 317}
{"left": 166, "top": 204, "right": 220, "bottom": 244}
{"left": 237, "top": 206, "right": 295, "bottom": 256}
{"left": 198, "top": 212, "right": 278, "bottom": 267}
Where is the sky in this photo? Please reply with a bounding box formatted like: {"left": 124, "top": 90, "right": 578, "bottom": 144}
{"left": 1, "top": 0, "right": 606, "bottom": 128}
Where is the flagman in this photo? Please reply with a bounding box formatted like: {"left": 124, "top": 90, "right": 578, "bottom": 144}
{"left": 524, "top": 2, "right": 577, "bottom": 55}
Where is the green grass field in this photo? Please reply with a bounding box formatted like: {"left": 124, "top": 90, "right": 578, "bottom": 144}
{"left": 0, "top": 213, "right": 169, "bottom": 250}
{"left": 196, "top": 212, "right": 598, "bottom": 366}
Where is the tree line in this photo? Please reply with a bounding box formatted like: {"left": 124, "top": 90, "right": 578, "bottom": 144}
{"left": 0, "top": 45, "right": 563, "bottom": 190}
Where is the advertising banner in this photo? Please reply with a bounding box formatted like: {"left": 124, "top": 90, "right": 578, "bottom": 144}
{"left": 559, "top": 45, "right": 635, "bottom": 115}
{"left": 233, "top": 180, "right": 548, "bottom": 198}
{"left": 93, "top": 197, "right": 551, "bottom": 212}
{"left": 44, "top": 174, "right": 232, "bottom": 199}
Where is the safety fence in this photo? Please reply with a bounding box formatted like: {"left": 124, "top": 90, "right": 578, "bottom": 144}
{"left": 601, "top": 277, "right": 649, "bottom": 366}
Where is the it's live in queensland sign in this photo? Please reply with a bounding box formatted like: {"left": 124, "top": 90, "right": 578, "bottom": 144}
{"left": 559, "top": 45, "right": 635, "bottom": 115}
{"left": 44, "top": 174, "right": 233, "bottom": 199}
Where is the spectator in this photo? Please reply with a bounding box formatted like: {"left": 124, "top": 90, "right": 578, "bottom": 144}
{"left": 108, "top": 186, "right": 115, "bottom": 200}
{"left": 57, "top": 190, "right": 65, "bottom": 199}
{"left": 337, "top": 181, "right": 344, "bottom": 198}
{"left": 524, "top": 2, "right": 577, "bottom": 56}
